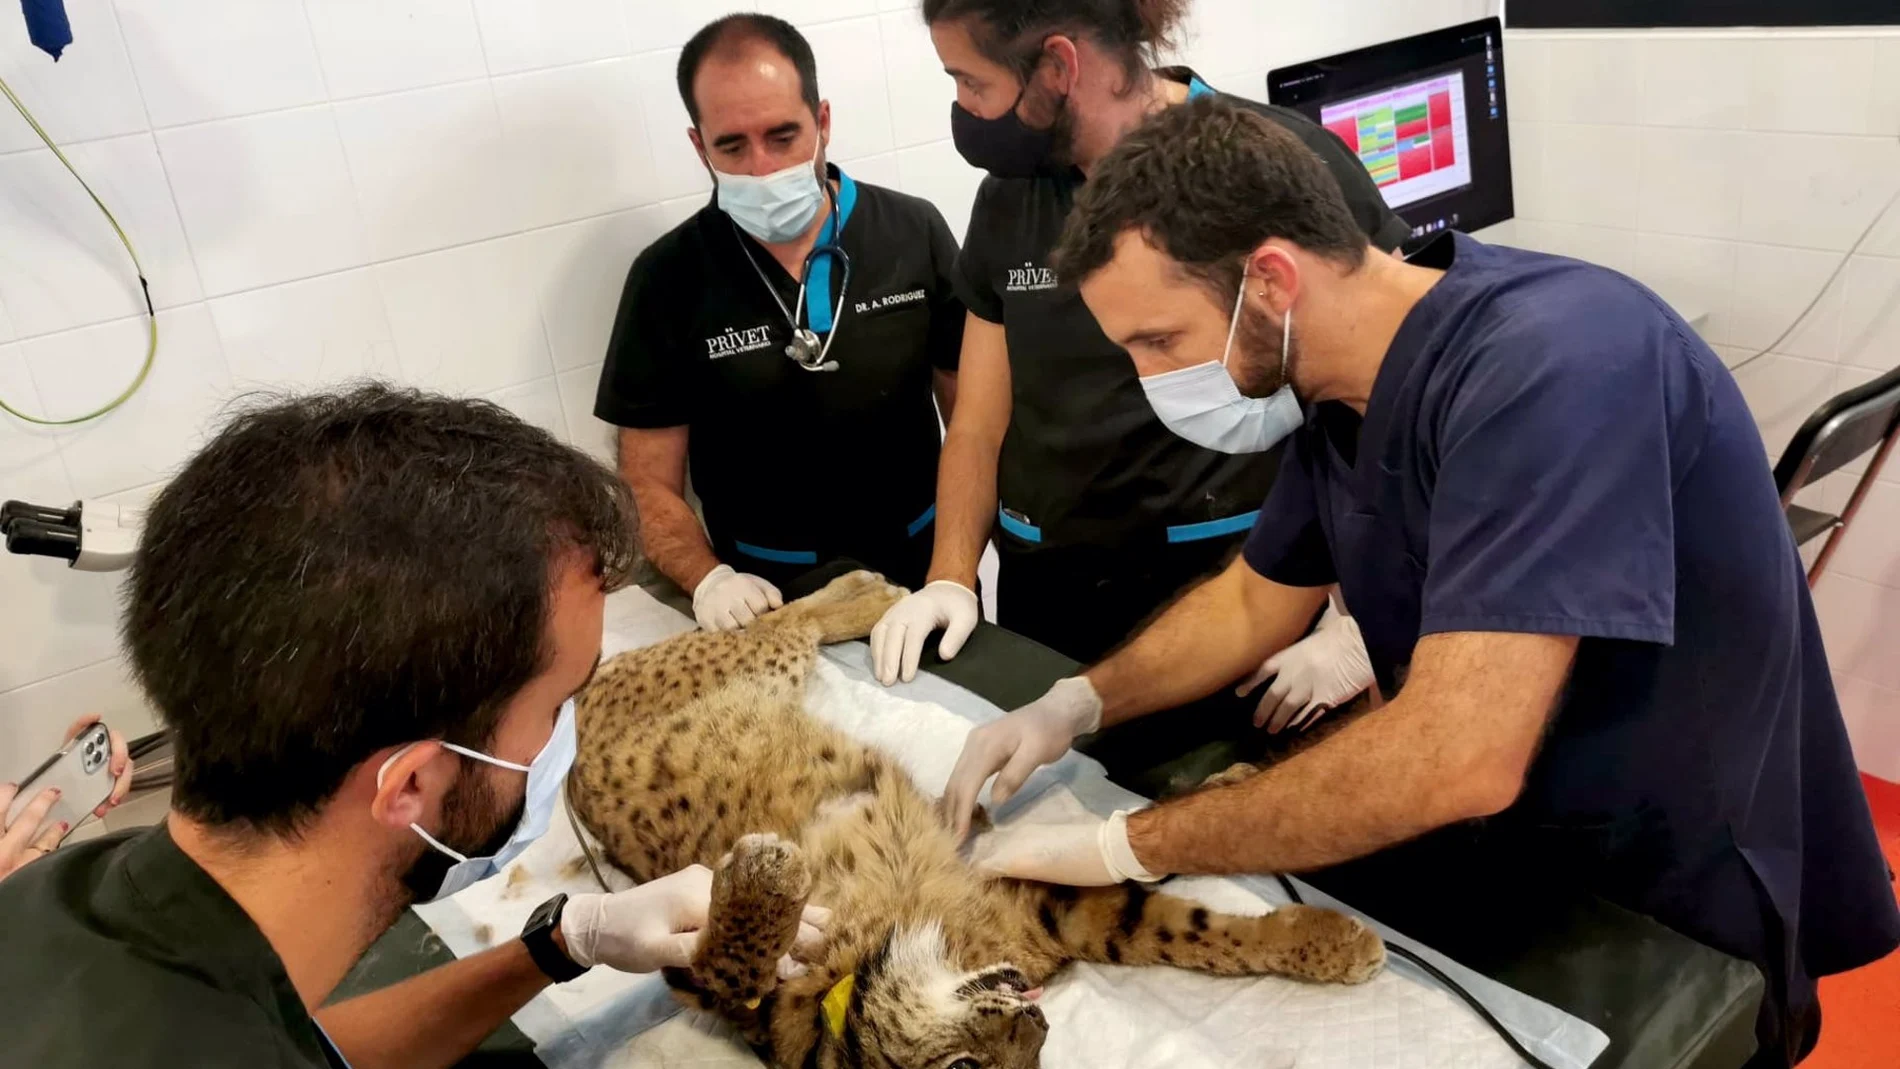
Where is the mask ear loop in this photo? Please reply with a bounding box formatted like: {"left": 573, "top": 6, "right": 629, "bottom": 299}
{"left": 1280, "top": 302, "right": 1294, "bottom": 387}
{"left": 1220, "top": 270, "right": 1249, "bottom": 368}
{"left": 438, "top": 741, "right": 532, "bottom": 773}
{"left": 375, "top": 740, "right": 533, "bottom": 865}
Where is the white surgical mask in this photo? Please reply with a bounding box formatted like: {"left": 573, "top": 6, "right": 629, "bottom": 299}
{"left": 378, "top": 698, "right": 578, "bottom": 903}
{"left": 715, "top": 157, "right": 826, "bottom": 244}
{"left": 1139, "top": 273, "right": 1303, "bottom": 454}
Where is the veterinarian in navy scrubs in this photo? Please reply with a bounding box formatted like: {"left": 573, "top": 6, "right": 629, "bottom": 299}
{"left": 948, "top": 99, "right": 1900, "bottom": 1069}
{"left": 596, "top": 15, "right": 964, "bottom": 630}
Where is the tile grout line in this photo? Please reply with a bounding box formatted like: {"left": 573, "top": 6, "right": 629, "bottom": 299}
{"left": 0, "top": 13, "right": 888, "bottom": 161}
{"left": 0, "top": 192, "right": 695, "bottom": 348}
{"left": 1511, "top": 214, "right": 1900, "bottom": 259}
{"left": 0, "top": 651, "right": 127, "bottom": 702}
{"left": 0, "top": 25, "right": 1886, "bottom": 161}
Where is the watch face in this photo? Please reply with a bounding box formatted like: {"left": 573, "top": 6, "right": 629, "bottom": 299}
{"left": 527, "top": 893, "right": 566, "bottom": 933}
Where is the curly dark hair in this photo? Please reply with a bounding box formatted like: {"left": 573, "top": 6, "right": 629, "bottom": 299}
{"left": 125, "top": 384, "right": 636, "bottom": 835}
{"left": 1053, "top": 96, "right": 1370, "bottom": 300}
{"left": 921, "top": 0, "right": 1189, "bottom": 87}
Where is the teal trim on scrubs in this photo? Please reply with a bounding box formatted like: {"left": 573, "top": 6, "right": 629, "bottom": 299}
{"left": 807, "top": 169, "right": 858, "bottom": 334}
{"left": 907, "top": 504, "right": 937, "bottom": 538}
{"left": 998, "top": 507, "right": 1043, "bottom": 543}
{"left": 734, "top": 541, "right": 820, "bottom": 566}
{"left": 1166, "top": 510, "right": 1261, "bottom": 544}
{"left": 1187, "top": 77, "right": 1215, "bottom": 100}
{"left": 731, "top": 504, "right": 935, "bottom": 567}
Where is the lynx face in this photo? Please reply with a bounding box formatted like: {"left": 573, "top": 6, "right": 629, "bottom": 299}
{"left": 839, "top": 924, "right": 1049, "bottom": 1069}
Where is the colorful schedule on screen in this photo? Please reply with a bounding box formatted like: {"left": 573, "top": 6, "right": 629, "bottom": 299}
{"left": 1320, "top": 73, "right": 1473, "bottom": 211}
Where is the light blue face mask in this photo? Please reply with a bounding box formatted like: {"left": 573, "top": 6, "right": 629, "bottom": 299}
{"left": 1138, "top": 273, "right": 1303, "bottom": 455}
{"left": 715, "top": 156, "right": 827, "bottom": 244}
{"left": 377, "top": 698, "right": 578, "bottom": 903}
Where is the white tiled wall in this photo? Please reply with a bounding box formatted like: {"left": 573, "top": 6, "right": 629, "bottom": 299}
{"left": 0, "top": 0, "right": 1491, "bottom": 777}
{"left": 1505, "top": 28, "right": 1900, "bottom": 780}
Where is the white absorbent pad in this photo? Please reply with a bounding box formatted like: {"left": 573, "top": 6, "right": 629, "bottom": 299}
{"left": 412, "top": 587, "right": 1609, "bottom": 1069}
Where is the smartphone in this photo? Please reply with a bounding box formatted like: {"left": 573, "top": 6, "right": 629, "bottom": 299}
{"left": 7, "top": 723, "right": 115, "bottom": 846}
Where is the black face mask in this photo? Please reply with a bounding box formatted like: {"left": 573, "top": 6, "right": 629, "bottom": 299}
{"left": 950, "top": 85, "right": 1068, "bottom": 179}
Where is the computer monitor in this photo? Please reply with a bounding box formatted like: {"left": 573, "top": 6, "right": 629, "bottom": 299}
{"left": 1268, "top": 18, "right": 1513, "bottom": 244}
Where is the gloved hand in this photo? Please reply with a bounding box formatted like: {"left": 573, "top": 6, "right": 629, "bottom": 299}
{"left": 970, "top": 811, "right": 1160, "bottom": 887}
{"left": 869, "top": 580, "right": 980, "bottom": 685}
{"left": 560, "top": 864, "right": 831, "bottom": 977}
{"left": 692, "top": 565, "right": 783, "bottom": 631}
{"left": 1236, "top": 603, "right": 1373, "bottom": 734}
{"left": 940, "top": 676, "right": 1102, "bottom": 839}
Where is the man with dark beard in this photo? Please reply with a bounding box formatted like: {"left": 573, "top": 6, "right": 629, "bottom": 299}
{"left": 943, "top": 98, "right": 1900, "bottom": 1069}
{"left": 0, "top": 387, "right": 826, "bottom": 1069}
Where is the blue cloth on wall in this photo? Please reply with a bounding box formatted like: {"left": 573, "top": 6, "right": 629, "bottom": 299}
{"left": 23, "top": 0, "right": 73, "bottom": 60}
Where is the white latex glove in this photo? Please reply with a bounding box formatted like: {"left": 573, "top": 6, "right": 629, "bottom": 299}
{"left": 1237, "top": 603, "right": 1373, "bottom": 734}
{"left": 692, "top": 565, "right": 784, "bottom": 631}
{"left": 941, "top": 677, "right": 1103, "bottom": 839}
{"left": 970, "top": 811, "right": 1160, "bottom": 887}
{"left": 560, "top": 864, "right": 831, "bottom": 978}
{"left": 869, "top": 580, "right": 980, "bottom": 685}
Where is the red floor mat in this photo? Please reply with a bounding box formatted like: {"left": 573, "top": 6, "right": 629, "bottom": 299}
{"left": 1803, "top": 775, "right": 1900, "bottom": 1067}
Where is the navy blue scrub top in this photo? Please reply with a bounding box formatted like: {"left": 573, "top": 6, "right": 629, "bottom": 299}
{"left": 1244, "top": 233, "right": 1899, "bottom": 1062}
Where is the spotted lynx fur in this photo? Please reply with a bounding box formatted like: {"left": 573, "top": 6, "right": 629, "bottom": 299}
{"left": 569, "top": 571, "right": 1385, "bottom": 1068}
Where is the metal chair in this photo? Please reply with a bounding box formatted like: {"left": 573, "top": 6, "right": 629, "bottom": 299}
{"left": 1773, "top": 363, "right": 1900, "bottom": 587}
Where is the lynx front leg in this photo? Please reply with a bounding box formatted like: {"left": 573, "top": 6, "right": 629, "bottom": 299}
{"left": 665, "top": 833, "right": 817, "bottom": 1037}
{"left": 1037, "top": 883, "right": 1386, "bottom": 985}
{"left": 761, "top": 570, "right": 907, "bottom": 644}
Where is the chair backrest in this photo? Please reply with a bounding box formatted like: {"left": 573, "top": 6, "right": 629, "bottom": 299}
{"left": 1774, "top": 362, "right": 1900, "bottom": 505}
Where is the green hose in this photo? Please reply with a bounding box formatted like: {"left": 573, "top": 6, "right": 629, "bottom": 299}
{"left": 0, "top": 69, "right": 156, "bottom": 425}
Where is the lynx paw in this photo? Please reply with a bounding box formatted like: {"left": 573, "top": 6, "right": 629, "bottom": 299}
{"left": 1199, "top": 762, "right": 1261, "bottom": 791}
{"left": 692, "top": 834, "right": 815, "bottom": 1006}
{"left": 1267, "top": 904, "right": 1386, "bottom": 984}
{"left": 805, "top": 569, "right": 906, "bottom": 605}
{"left": 779, "top": 570, "right": 907, "bottom": 642}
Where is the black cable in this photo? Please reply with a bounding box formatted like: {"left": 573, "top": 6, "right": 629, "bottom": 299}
{"left": 127, "top": 730, "right": 169, "bottom": 761}
{"left": 1276, "top": 875, "right": 1561, "bottom": 1069}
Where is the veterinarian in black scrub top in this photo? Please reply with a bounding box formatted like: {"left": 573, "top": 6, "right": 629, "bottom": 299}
{"left": 869, "top": 0, "right": 1410, "bottom": 687}
{"left": 0, "top": 389, "right": 828, "bottom": 1068}
{"left": 596, "top": 15, "right": 964, "bottom": 630}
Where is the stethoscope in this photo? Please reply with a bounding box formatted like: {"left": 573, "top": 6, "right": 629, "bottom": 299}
{"left": 735, "top": 194, "right": 853, "bottom": 373}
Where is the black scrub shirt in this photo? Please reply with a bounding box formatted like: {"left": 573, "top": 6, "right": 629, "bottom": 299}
{"left": 0, "top": 824, "right": 349, "bottom": 1068}
{"left": 1245, "top": 233, "right": 1900, "bottom": 1067}
{"left": 954, "top": 70, "right": 1406, "bottom": 661}
{"left": 596, "top": 166, "right": 964, "bottom": 589}
{"left": 955, "top": 71, "right": 1408, "bottom": 558}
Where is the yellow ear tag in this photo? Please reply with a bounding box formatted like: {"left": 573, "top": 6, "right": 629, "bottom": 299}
{"left": 821, "top": 974, "right": 856, "bottom": 1038}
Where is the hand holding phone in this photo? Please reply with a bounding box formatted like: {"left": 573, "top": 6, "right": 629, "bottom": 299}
{"left": 1, "top": 781, "right": 68, "bottom": 877}
{"left": 2, "top": 717, "right": 133, "bottom": 880}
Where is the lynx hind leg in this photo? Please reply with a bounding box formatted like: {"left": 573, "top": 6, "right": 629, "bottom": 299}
{"left": 761, "top": 569, "right": 907, "bottom": 644}
{"left": 1038, "top": 884, "right": 1385, "bottom": 985}
{"left": 671, "top": 834, "right": 815, "bottom": 1018}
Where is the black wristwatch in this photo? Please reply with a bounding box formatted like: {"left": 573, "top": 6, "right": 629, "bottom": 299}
{"left": 521, "top": 893, "right": 588, "bottom": 983}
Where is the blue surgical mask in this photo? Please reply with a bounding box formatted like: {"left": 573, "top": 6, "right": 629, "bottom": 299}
{"left": 715, "top": 157, "right": 827, "bottom": 244}
{"left": 378, "top": 698, "right": 578, "bottom": 903}
{"left": 1139, "top": 274, "right": 1303, "bottom": 455}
